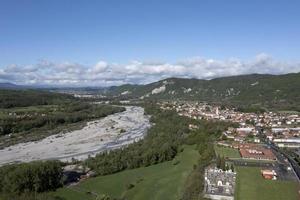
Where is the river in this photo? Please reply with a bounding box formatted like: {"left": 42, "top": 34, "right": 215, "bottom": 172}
{"left": 0, "top": 106, "right": 151, "bottom": 166}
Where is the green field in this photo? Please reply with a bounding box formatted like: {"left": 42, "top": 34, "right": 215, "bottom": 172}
{"left": 50, "top": 145, "right": 199, "bottom": 200}
{"left": 235, "top": 167, "right": 299, "bottom": 200}
{"left": 214, "top": 144, "right": 241, "bottom": 158}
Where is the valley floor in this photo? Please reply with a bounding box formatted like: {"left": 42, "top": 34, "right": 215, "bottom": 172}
{"left": 0, "top": 106, "right": 150, "bottom": 165}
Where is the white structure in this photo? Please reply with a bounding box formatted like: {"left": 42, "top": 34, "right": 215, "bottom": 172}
{"left": 273, "top": 138, "right": 300, "bottom": 148}
{"left": 204, "top": 168, "right": 236, "bottom": 200}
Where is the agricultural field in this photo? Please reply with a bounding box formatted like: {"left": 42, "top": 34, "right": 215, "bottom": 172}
{"left": 235, "top": 167, "right": 299, "bottom": 200}
{"left": 214, "top": 144, "right": 241, "bottom": 159}
{"left": 49, "top": 145, "right": 199, "bottom": 200}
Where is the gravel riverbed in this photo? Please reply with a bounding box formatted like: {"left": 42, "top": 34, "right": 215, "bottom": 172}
{"left": 0, "top": 106, "right": 150, "bottom": 166}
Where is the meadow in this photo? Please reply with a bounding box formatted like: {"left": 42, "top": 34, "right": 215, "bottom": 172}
{"left": 50, "top": 145, "right": 199, "bottom": 200}
{"left": 235, "top": 166, "right": 299, "bottom": 200}
{"left": 214, "top": 144, "right": 241, "bottom": 159}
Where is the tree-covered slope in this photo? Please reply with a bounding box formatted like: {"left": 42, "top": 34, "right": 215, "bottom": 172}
{"left": 104, "top": 72, "right": 300, "bottom": 110}
{"left": 0, "top": 89, "right": 75, "bottom": 108}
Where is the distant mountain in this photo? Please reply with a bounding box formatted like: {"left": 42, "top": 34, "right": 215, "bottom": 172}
{"left": 0, "top": 82, "right": 26, "bottom": 89}
{"left": 103, "top": 72, "right": 300, "bottom": 111}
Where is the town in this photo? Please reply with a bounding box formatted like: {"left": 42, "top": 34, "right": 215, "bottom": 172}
{"left": 159, "top": 101, "right": 300, "bottom": 200}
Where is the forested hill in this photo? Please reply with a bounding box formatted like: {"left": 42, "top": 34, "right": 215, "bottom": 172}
{"left": 104, "top": 72, "right": 300, "bottom": 111}
{"left": 0, "top": 89, "right": 75, "bottom": 108}
{"left": 0, "top": 82, "right": 24, "bottom": 89}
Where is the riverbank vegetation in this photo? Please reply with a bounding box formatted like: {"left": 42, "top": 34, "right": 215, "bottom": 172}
{"left": 0, "top": 96, "right": 125, "bottom": 148}
{"left": 84, "top": 104, "right": 193, "bottom": 175}
{"left": 0, "top": 161, "right": 63, "bottom": 200}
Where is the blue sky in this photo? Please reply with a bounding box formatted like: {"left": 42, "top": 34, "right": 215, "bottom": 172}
{"left": 0, "top": 0, "right": 300, "bottom": 86}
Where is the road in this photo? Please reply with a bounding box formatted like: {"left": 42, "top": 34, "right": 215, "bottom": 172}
{"left": 268, "top": 141, "right": 300, "bottom": 182}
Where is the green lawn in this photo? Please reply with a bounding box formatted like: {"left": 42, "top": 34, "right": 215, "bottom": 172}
{"left": 50, "top": 145, "right": 199, "bottom": 200}
{"left": 235, "top": 167, "right": 299, "bottom": 200}
{"left": 214, "top": 144, "right": 241, "bottom": 159}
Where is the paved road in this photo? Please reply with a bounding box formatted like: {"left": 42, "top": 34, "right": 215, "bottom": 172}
{"left": 268, "top": 142, "right": 300, "bottom": 182}
{"left": 230, "top": 159, "right": 275, "bottom": 168}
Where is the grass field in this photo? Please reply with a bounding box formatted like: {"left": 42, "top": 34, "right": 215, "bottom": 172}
{"left": 235, "top": 167, "right": 299, "bottom": 200}
{"left": 50, "top": 145, "right": 199, "bottom": 200}
{"left": 214, "top": 144, "right": 241, "bottom": 159}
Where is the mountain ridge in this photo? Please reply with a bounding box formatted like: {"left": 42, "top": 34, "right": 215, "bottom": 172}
{"left": 1, "top": 72, "right": 299, "bottom": 110}
{"left": 104, "top": 72, "right": 300, "bottom": 110}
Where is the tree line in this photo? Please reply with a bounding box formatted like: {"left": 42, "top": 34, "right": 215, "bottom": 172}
{"left": 0, "top": 161, "right": 63, "bottom": 200}
{"left": 0, "top": 89, "right": 75, "bottom": 109}
{"left": 0, "top": 103, "right": 125, "bottom": 136}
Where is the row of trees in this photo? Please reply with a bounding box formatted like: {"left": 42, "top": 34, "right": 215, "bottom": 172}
{"left": 0, "top": 103, "right": 125, "bottom": 136}
{"left": 216, "top": 155, "right": 234, "bottom": 172}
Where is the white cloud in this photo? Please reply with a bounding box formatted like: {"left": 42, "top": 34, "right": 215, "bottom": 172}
{"left": 89, "top": 61, "right": 108, "bottom": 74}
{"left": 0, "top": 53, "right": 299, "bottom": 86}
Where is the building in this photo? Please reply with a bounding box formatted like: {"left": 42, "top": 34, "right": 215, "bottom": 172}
{"left": 204, "top": 168, "right": 236, "bottom": 200}
{"left": 261, "top": 169, "right": 277, "bottom": 180}
{"left": 239, "top": 144, "right": 276, "bottom": 161}
{"left": 273, "top": 138, "right": 300, "bottom": 148}
{"left": 254, "top": 137, "right": 261, "bottom": 143}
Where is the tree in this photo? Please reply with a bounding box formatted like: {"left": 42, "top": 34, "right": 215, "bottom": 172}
{"left": 220, "top": 156, "right": 226, "bottom": 171}
{"left": 225, "top": 164, "right": 229, "bottom": 171}
{"left": 216, "top": 155, "right": 221, "bottom": 168}
{"left": 230, "top": 164, "right": 234, "bottom": 172}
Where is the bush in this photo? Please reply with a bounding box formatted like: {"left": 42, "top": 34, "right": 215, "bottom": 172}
{"left": 126, "top": 183, "right": 135, "bottom": 190}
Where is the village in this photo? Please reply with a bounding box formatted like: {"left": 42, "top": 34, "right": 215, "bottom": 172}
{"left": 159, "top": 101, "right": 300, "bottom": 200}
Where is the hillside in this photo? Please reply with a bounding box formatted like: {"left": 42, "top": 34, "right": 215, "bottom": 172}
{"left": 104, "top": 73, "right": 300, "bottom": 111}
{"left": 0, "top": 82, "right": 26, "bottom": 89}
{"left": 0, "top": 89, "right": 75, "bottom": 108}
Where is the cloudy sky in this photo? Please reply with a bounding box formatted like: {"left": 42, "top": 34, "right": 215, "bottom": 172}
{"left": 1, "top": 54, "right": 299, "bottom": 86}
{"left": 0, "top": 0, "right": 300, "bottom": 86}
